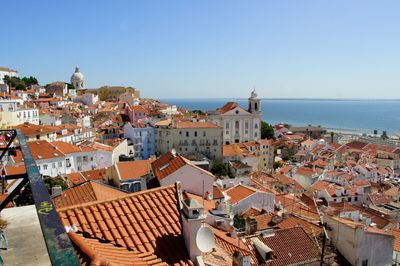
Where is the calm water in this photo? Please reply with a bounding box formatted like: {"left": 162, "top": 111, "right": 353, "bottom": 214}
{"left": 162, "top": 99, "right": 400, "bottom": 135}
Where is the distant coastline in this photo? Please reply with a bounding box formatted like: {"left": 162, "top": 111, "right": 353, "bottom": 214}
{"left": 162, "top": 98, "right": 400, "bottom": 135}
{"left": 161, "top": 97, "right": 400, "bottom": 102}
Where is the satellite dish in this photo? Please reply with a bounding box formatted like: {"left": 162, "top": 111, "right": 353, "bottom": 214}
{"left": 196, "top": 226, "right": 215, "bottom": 253}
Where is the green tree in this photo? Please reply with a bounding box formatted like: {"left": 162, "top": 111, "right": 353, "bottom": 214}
{"left": 3, "top": 75, "right": 39, "bottom": 91}
{"left": 273, "top": 161, "right": 283, "bottom": 170}
{"left": 191, "top": 109, "right": 205, "bottom": 116}
{"left": 210, "top": 161, "right": 228, "bottom": 177}
{"left": 43, "top": 176, "right": 68, "bottom": 192}
{"left": 14, "top": 176, "right": 68, "bottom": 206}
{"left": 233, "top": 214, "right": 245, "bottom": 230}
{"left": 261, "top": 121, "right": 274, "bottom": 139}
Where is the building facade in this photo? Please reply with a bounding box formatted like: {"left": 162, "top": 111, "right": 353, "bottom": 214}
{"left": 123, "top": 123, "right": 155, "bottom": 160}
{"left": 155, "top": 120, "right": 223, "bottom": 161}
{"left": 207, "top": 90, "right": 261, "bottom": 144}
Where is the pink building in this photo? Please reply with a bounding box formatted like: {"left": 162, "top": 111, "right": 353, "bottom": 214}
{"left": 124, "top": 105, "right": 148, "bottom": 124}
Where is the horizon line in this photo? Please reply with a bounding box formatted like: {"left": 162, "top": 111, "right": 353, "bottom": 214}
{"left": 159, "top": 97, "right": 400, "bottom": 101}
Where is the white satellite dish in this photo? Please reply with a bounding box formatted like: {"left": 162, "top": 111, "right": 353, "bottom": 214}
{"left": 196, "top": 226, "right": 215, "bottom": 253}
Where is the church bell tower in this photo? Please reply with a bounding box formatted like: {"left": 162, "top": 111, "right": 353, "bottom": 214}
{"left": 248, "top": 89, "right": 260, "bottom": 114}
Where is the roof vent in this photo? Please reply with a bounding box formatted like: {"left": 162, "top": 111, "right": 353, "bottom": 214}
{"left": 54, "top": 153, "right": 59, "bottom": 157}
{"left": 38, "top": 155, "right": 43, "bottom": 159}
{"left": 251, "top": 237, "right": 273, "bottom": 261}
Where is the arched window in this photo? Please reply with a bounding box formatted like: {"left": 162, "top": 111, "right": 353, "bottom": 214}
{"left": 255, "top": 102, "right": 258, "bottom": 111}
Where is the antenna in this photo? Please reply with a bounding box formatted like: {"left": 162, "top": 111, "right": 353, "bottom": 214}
{"left": 196, "top": 226, "right": 215, "bottom": 253}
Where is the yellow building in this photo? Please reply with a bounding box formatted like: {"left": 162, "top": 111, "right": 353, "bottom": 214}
{"left": 97, "top": 86, "right": 139, "bottom": 101}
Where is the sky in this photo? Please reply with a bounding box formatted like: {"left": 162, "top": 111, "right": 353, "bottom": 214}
{"left": 1, "top": 1, "right": 400, "bottom": 99}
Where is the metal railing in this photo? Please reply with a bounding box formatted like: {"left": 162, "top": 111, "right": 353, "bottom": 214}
{"left": 0, "top": 129, "right": 80, "bottom": 266}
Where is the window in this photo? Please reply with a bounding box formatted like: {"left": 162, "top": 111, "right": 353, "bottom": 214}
{"left": 194, "top": 131, "right": 197, "bottom": 137}
{"left": 43, "top": 164, "right": 48, "bottom": 170}
{"left": 58, "top": 161, "right": 62, "bottom": 167}
{"left": 362, "top": 260, "right": 368, "bottom": 266}
{"left": 226, "top": 122, "right": 229, "bottom": 129}
{"left": 245, "top": 122, "right": 249, "bottom": 129}
{"left": 52, "top": 162, "right": 56, "bottom": 168}
{"left": 235, "top": 121, "right": 239, "bottom": 129}
{"left": 203, "top": 131, "right": 206, "bottom": 137}
{"left": 186, "top": 132, "right": 189, "bottom": 137}
{"left": 83, "top": 156, "right": 88, "bottom": 162}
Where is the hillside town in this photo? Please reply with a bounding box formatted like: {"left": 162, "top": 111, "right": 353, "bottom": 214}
{"left": 1, "top": 66, "right": 400, "bottom": 266}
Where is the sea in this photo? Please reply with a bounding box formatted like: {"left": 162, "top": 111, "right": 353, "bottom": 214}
{"left": 161, "top": 99, "right": 400, "bottom": 136}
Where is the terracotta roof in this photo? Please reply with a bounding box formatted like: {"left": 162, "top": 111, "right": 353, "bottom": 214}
{"left": 211, "top": 226, "right": 251, "bottom": 256}
{"left": 53, "top": 181, "right": 128, "bottom": 208}
{"left": 58, "top": 185, "right": 193, "bottom": 265}
{"left": 254, "top": 213, "right": 274, "bottom": 231}
{"left": 151, "top": 151, "right": 187, "bottom": 181}
{"left": 81, "top": 168, "right": 107, "bottom": 182}
{"left": 275, "top": 216, "right": 322, "bottom": 236}
{"left": 389, "top": 228, "right": 400, "bottom": 252}
{"left": 28, "top": 140, "right": 65, "bottom": 160}
{"left": 14, "top": 123, "right": 57, "bottom": 136}
{"left": 0, "top": 193, "right": 14, "bottom": 208}
{"left": 116, "top": 160, "right": 154, "bottom": 180}
{"left": 4, "top": 165, "right": 26, "bottom": 176}
{"left": 52, "top": 141, "right": 95, "bottom": 154}
{"left": 243, "top": 227, "right": 320, "bottom": 266}
{"left": 128, "top": 105, "right": 148, "bottom": 113}
{"left": 242, "top": 207, "right": 262, "bottom": 219}
{"left": 225, "top": 185, "right": 257, "bottom": 205}
{"left": 69, "top": 232, "right": 167, "bottom": 266}
{"left": 217, "top": 102, "right": 244, "bottom": 114}
{"left": 213, "top": 185, "right": 224, "bottom": 200}
{"left": 67, "top": 172, "right": 87, "bottom": 187}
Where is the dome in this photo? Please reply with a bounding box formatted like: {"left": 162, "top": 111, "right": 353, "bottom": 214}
{"left": 71, "top": 67, "right": 85, "bottom": 82}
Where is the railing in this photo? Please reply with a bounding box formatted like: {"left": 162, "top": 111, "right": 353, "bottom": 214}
{"left": 0, "top": 129, "right": 80, "bottom": 265}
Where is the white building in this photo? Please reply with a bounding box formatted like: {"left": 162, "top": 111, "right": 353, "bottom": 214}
{"left": 324, "top": 214, "right": 394, "bottom": 266}
{"left": 70, "top": 66, "right": 85, "bottom": 91}
{"left": 207, "top": 90, "right": 261, "bottom": 144}
{"left": 13, "top": 140, "right": 97, "bottom": 177}
{"left": 223, "top": 184, "right": 275, "bottom": 215}
{"left": 0, "top": 67, "right": 18, "bottom": 85}
{"left": 152, "top": 150, "right": 215, "bottom": 199}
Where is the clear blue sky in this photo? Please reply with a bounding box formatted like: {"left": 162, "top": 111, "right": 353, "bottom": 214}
{"left": 2, "top": 1, "right": 400, "bottom": 99}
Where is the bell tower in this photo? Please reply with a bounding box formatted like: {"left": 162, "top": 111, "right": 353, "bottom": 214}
{"left": 248, "top": 89, "right": 260, "bottom": 114}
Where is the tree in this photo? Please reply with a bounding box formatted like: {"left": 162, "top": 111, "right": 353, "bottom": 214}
{"left": 261, "top": 121, "right": 274, "bottom": 139}
{"left": 210, "top": 161, "right": 228, "bottom": 177}
{"left": 273, "top": 161, "right": 283, "bottom": 170}
{"left": 14, "top": 176, "right": 68, "bottom": 206}
{"left": 3, "top": 75, "right": 39, "bottom": 91}
{"left": 191, "top": 109, "right": 205, "bottom": 116}
{"left": 43, "top": 176, "right": 68, "bottom": 192}
{"left": 233, "top": 214, "right": 245, "bottom": 230}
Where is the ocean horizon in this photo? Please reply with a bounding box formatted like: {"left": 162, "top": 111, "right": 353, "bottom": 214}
{"left": 161, "top": 98, "right": 400, "bottom": 136}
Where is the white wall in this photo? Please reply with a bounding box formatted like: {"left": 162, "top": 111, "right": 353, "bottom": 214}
{"left": 230, "top": 192, "right": 275, "bottom": 215}
{"left": 160, "top": 164, "right": 215, "bottom": 199}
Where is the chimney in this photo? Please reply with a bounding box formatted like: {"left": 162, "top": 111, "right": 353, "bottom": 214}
{"left": 232, "top": 251, "right": 252, "bottom": 266}
{"left": 245, "top": 217, "right": 258, "bottom": 235}
{"left": 179, "top": 182, "right": 206, "bottom": 262}
{"left": 52, "top": 185, "right": 62, "bottom": 197}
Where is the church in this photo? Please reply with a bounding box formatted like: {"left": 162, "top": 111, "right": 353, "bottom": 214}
{"left": 207, "top": 90, "right": 262, "bottom": 144}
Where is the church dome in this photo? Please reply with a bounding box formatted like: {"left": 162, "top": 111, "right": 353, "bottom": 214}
{"left": 70, "top": 67, "right": 85, "bottom": 90}
{"left": 71, "top": 67, "right": 84, "bottom": 82}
